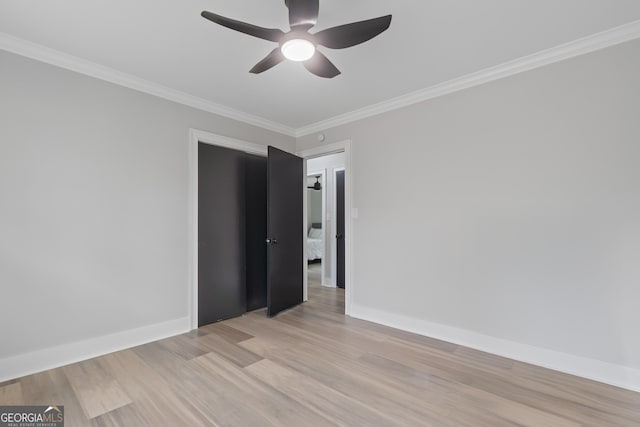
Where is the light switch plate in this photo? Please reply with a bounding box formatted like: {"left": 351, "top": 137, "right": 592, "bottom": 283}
{"left": 351, "top": 208, "right": 359, "bottom": 219}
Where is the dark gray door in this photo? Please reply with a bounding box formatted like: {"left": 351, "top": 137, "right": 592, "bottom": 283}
{"left": 336, "top": 170, "right": 345, "bottom": 289}
{"left": 266, "top": 146, "right": 303, "bottom": 316}
{"left": 198, "top": 143, "right": 247, "bottom": 326}
{"left": 245, "top": 154, "right": 268, "bottom": 311}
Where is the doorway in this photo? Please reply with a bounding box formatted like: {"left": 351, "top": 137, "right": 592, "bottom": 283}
{"left": 299, "top": 140, "right": 352, "bottom": 315}
{"left": 306, "top": 170, "right": 326, "bottom": 290}
{"left": 198, "top": 143, "right": 264, "bottom": 325}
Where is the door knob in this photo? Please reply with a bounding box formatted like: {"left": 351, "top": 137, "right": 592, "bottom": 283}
{"left": 266, "top": 238, "right": 278, "bottom": 245}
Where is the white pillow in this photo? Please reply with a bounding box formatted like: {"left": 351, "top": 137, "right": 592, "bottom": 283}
{"left": 309, "top": 228, "right": 322, "bottom": 239}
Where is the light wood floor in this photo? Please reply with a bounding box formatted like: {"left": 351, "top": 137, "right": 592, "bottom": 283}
{"left": 308, "top": 261, "right": 322, "bottom": 287}
{"left": 2, "top": 275, "right": 639, "bottom": 426}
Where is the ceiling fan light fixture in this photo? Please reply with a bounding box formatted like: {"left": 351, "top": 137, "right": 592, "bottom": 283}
{"left": 281, "top": 39, "right": 315, "bottom": 62}
{"left": 201, "top": 3, "right": 392, "bottom": 77}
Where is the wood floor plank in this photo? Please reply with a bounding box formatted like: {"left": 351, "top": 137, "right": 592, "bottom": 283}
{"left": 90, "top": 399, "right": 215, "bottom": 427}
{"left": 20, "top": 368, "right": 89, "bottom": 427}
{"left": 195, "top": 332, "right": 263, "bottom": 367}
{"left": 0, "top": 381, "right": 23, "bottom": 405}
{"left": 155, "top": 334, "right": 209, "bottom": 360}
{"left": 228, "top": 311, "right": 366, "bottom": 359}
{"left": 246, "top": 358, "right": 410, "bottom": 427}
{"left": 198, "top": 322, "right": 254, "bottom": 343}
{"left": 187, "top": 351, "right": 336, "bottom": 426}
{"left": 62, "top": 358, "right": 133, "bottom": 419}
{"left": 97, "top": 349, "right": 215, "bottom": 426}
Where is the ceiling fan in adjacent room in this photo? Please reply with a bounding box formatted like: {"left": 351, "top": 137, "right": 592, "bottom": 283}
{"left": 201, "top": 0, "right": 392, "bottom": 78}
{"left": 308, "top": 176, "right": 322, "bottom": 190}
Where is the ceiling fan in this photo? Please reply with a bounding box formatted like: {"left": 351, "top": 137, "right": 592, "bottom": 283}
{"left": 308, "top": 176, "right": 322, "bottom": 190}
{"left": 201, "top": 0, "right": 392, "bottom": 78}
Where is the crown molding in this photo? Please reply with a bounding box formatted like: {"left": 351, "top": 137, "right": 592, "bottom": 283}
{"left": 295, "top": 19, "right": 640, "bottom": 137}
{"left": 3, "top": 18, "right": 640, "bottom": 140}
{"left": 0, "top": 32, "right": 297, "bottom": 138}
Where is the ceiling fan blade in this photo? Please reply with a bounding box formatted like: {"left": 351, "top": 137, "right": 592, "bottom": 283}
{"left": 313, "top": 15, "right": 392, "bottom": 49}
{"left": 285, "top": 0, "right": 319, "bottom": 30}
{"left": 201, "top": 11, "right": 285, "bottom": 42}
{"left": 304, "top": 51, "right": 341, "bottom": 78}
{"left": 250, "top": 48, "right": 286, "bottom": 74}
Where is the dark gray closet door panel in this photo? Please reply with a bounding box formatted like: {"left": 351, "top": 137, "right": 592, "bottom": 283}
{"left": 245, "top": 154, "right": 268, "bottom": 311}
{"left": 267, "top": 146, "right": 303, "bottom": 316}
{"left": 198, "top": 143, "right": 247, "bottom": 326}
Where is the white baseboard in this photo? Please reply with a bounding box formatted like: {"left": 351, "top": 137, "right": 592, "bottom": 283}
{"left": 350, "top": 304, "right": 640, "bottom": 393}
{"left": 0, "top": 316, "right": 190, "bottom": 383}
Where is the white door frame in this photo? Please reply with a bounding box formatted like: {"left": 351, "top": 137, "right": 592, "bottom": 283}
{"left": 188, "top": 128, "right": 267, "bottom": 331}
{"left": 298, "top": 140, "right": 353, "bottom": 316}
{"left": 306, "top": 169, "right": 327, "bottom": 287}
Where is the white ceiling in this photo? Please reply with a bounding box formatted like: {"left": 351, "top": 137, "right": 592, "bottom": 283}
{"left": 2, "top": 0, "right": 640, "bottom": 131}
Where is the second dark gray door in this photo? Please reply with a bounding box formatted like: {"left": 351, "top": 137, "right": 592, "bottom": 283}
{"left": 336, "top": 169, "right": 345, "bottom": 289}
{"left": 266, "top": 146, "right": 303, "bottom": 316}
{"left": 245, "top": 154, "right": 268, "bottom": 311}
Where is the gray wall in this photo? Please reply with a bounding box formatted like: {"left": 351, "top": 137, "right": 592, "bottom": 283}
{"left": 307, "top": 188, "right": 322, "bottom": 227}
{"left": 0, "top": 51, "right": 294, "bottom": 359}
{"left": 297, "top": 39, "right": 640, "bottom": 369}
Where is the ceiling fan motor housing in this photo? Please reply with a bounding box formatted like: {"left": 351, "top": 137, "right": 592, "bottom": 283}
{"left": 280, "top": 31, "right": 316, "bottom": 46}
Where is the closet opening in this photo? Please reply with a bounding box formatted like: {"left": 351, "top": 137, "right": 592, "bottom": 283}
{"left": 189, "top": 130, "right": 305, "bottom": 328}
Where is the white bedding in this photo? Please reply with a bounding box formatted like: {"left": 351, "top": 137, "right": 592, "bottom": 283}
{"left": 307, "top": 237, "right": 324, "bottom": 260}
